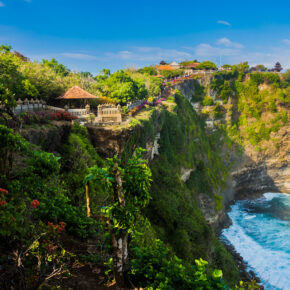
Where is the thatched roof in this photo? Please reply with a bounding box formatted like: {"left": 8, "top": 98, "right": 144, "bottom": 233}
{"left": 56, "top": 86, "right": 99, "bottom": 100}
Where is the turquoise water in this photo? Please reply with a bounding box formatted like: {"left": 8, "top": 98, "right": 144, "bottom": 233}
{"left": 222, "top": 193, "right": 290, "bottom": 290}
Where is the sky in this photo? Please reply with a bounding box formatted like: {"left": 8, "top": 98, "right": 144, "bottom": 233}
{"left": 0, "top": 0, "right": 290, "bottom": 74}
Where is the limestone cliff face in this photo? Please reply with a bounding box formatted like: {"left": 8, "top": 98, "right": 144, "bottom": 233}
{"left": 232, "top": 124, "right": 290, "bottom": 197}
{"left": 175, "top": 78, "right": 289, "bottom": 200}
{"left": 174, "top": 75, "right": 214, "bottom": 102}
{"left": 86, "top": 126, "right": 134, "bottom": 158}
{"left": 86, "top": 108, "right": 164, "bottom": 161}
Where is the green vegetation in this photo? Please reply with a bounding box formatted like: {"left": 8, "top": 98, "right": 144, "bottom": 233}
{"left": 130, "top": 240, "right": 226, "bottom": 289}
{"left": 0, "top": 47, "right": 163, "bottom": 109}
{"left": 209, "top": 69, "right": 289, "bottom": 146}
{"left": 1, "top": 47, "right": 278, "bottom": 288}
{"left": 191, "top": 80, "right": 206, "bottom": 102}
{"left": 196, "top": 61, "right": 217, "bottom": 70}
{"left": 84, "top": 148, "right": 152, "bottom": 286}
{"left": 159, "top": 69, "right": 184, "bottom": 79}
{"left": 120, "top": 90, "right": 239, "bottom": 286}
{"left": 202, "top": 95, "right": 214, "bottom": 106}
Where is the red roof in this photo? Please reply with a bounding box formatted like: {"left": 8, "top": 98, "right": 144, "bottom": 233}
{"left": 185, "top": 63, "right": 200, "bottom": 68}
{"left": 56, "top": 86, "right": 99, "bottom": 100}
{"left": 156, "top": 65, "right": 174, "bottom": 71}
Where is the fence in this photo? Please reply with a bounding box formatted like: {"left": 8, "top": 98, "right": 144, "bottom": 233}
{"left": 127, "top": 99, "right": 146, "bottom": 111}
{"left": 11, "top": 98, "right": 91, "bottom": 118}
{"left": 13, "top": 98, "right": 47, "bottom": 114}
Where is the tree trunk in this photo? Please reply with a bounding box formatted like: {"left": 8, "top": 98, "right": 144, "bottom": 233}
{"left": 110, "top": 163, "right": 129, "bottom": 287}
{"left": 111, "top": 231, "right": 128, "bottom": 287}
{"left": 85, "top": 184, "right": 91, "bottom": 217}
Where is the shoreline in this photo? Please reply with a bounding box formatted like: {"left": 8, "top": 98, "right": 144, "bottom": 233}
{"left": 220, "top": 238, "right": 263, "bottom": 286}
{"left": 219, "top": 191, "right": 269, "bottom": 288}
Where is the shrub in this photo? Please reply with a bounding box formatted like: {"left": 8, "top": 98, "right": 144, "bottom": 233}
{"left": 202, "top": 96, "right": 214, "bottom": 106}
{"left": 212, "top": 103, "right": 225, "bottom": 119}
{"left": 27, "top": 151, "right": 61, "bottom": 178}
{"left": 34, "top": 193, "right": 97, "bottom": 238}
{"left": 49, "top": 111, "right": 77, "bottom": 121}
{"left": 129, "top": 239, "right": 226, "bottom": 289}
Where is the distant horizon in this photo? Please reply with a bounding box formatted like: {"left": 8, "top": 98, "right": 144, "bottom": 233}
{"left": 1, "top": 0, "right": 289, "bottom": 74}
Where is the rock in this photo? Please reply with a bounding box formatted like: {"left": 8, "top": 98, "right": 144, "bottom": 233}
{"left": 255, "top": 276, "right": 261, "bottom": 283}
{"left": 249, "top": 270, "right": 255, "bottom": 278}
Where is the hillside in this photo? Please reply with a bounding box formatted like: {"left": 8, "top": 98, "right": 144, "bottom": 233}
{"left": 0, "top": 49, "right": 289, "bottom": 289}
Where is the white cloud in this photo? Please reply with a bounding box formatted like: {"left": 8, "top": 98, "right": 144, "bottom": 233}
{"left": 60, "top": 53, "right": 97, "bottom": 60}
{"left": 216, "top": 37, "right": 243, "bottom": 49}
{"left": 243, "top": 48, "right": 290, "bottom": 70}
{"left": 195, "top": 43, "right": 241, "bottom": 57}
{"left": 0, "top": 2, "right": 5, "bottom": 7}
{"left": 105, "top": 46, "right": 192, "bottom": 62}
{"left": 282, "top": 39, "right": 290, "bottom": 45}
{"left": 217, "top": 20, "right": 231, "bottom": 26}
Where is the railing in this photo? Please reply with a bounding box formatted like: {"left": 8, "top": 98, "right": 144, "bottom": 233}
{"left": 46, "top": 106, "right": 64, "bottom": 113}
{"left": 127, "top": 99, "right": 146, "bottom": 111}
{"left": 68, "top": 109, "right": 88, "bottom": 117}
{"left": 13, "top": 98, "right": 47, "bottom": 114}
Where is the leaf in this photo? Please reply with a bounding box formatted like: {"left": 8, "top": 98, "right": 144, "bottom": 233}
{"left": 212, "top": 269, "right": 223, "bottom": 280}
{"left": 84, "top": 173, "right": 94, "bottom": 183}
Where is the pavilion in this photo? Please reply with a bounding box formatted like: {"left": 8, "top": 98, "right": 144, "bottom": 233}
{"left": 56, "top": 86, "right": 100, "bottom": 107}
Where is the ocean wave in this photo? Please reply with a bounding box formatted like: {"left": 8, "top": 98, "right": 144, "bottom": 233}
{"left": 222, "top": 193, "right": 290, "bottom": 290}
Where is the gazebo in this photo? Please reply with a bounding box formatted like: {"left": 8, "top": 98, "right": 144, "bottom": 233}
{"left": 55, "top": 86, "right": 101, "bottom": 118}
{"left": 56, "top": 86, "right": 100, "bottom": 107}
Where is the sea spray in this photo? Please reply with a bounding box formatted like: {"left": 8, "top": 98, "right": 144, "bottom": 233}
{"left": 222, "top": 193, "right": 290, "bottom": 290}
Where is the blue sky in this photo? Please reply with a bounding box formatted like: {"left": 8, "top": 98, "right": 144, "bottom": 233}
{"left": 0, "top": 0, "right": 290, "bottom": 74}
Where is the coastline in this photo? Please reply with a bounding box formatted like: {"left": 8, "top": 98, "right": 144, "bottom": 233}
{"left": 219, "top": 192, "right": 266, "bottom": 288}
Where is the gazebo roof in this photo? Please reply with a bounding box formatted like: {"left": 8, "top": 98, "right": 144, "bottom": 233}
{"left": 56, "top": 86, "right": 99, "bottom": 100}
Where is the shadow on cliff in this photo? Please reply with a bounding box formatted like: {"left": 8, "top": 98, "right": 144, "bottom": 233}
{"left": 231, "top": 152, "right": 281, "bottom": 201}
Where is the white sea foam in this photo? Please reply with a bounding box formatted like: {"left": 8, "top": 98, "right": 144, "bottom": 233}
{"left": 222, "top": 193, "right": 290, "bottom": 290}
{"left": 263, "top": 192, "right": 280, "bottom": 201}
{"left": 244, "top": 215, "right": 256, "bottom": 220}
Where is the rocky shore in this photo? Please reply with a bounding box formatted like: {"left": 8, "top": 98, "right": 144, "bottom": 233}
{"left": 222, "top": 240, "right": 263, "bottom": 287}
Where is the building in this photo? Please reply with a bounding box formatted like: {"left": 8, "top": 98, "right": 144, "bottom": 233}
{"left": 183, "top": 62, "right": 200, "bottom": 74}
{"left": 57, "top": 86, "right": 99, "bottom": 101}
{"left": 169, "top": 61, "right": 180, "bottom": 69}
{"left": 155, "top": 65, "right": 175, "bottom": 71}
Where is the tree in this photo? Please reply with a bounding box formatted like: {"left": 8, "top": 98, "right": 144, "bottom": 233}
{"left": 0, "top": 45, "right": 12, "bottom": 53}
{"left": 138, "top": 66, "right": 157, "bottom": 76}
{"left": 42, "top": 58, "right": 69, "bottom": 77}
{"left": 232, "top": 62, "right": 249, "bottom": 74}
{"left": 79, "top": 71, "right": 93, "bottom": 78}
{"left": 159, "top": 69, "right": 184, "bottom": 79}
{"left": 282, "top": 69, "right": 290, "bottom": 83}
{"left": 22, "top": 79, "right": 39, "bottom": 98}
{"left": 196, "top": 61, "right": 217, "bottom": 70}
{"left": 221, "top": 64, "right": 232, "bottom": 69}
{"left": 0, "top": 84, "right": 16, "bottom": 116}
{"left": 97, "top": 70, "right": 148, "bottom": 104}
{"left": 255, "top": 64, "right": 267, "bottom": 72}
{"left": 84, "top": 148, "right": 152, "bottom": 287}
{"left": 0, "top": 125, "right": 28, "bottom": 176}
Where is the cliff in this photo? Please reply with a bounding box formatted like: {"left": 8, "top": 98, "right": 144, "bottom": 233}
{"left": 18, "top": 75, "right": 288, "bottom": 287}
{"left": 85, "top": 95, "right": 240, "bottom": 285}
